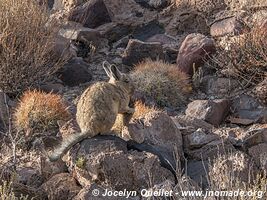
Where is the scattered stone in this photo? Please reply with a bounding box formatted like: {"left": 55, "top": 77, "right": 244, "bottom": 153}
{"left": 248, "top": 143, "right": 267, "bottom": 171}
{"left": 210, "top": 17, "right": 248, "bottom": 37}
{"left": 122, "top": 39, "right": 164, "bottom": 66}
{"left": 176, "top": 33, "right": 215, "bottom": 76}
{"left": 39, "top": 82, "right": 64, "bottom": 94}
{"left": 241, "top": 128, "right": 267, "bottom": 148}
{"left": 68, "top": 0, "right": 111, "bottom": 28}
{"left": 57, "top": 57, "right": 92, "bottom": 87}
{"left": 185, "top": 99, "right": 230, "bottom": 126}
{"left": 253, "top": 78, "right": 267, "bottom": 106}
{"left": 52, "top": 35, "right": 77, "bottom": 58}
{"left": 41, "top": 173, "right": 81, "bottom": 200}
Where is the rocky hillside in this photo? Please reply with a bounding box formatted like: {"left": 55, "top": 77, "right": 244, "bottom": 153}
{"left": 0, "top": 0, "right": 266, "bottom": 199}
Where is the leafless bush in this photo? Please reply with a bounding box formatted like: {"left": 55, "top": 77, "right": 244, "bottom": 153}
{"left": 0, "top": 0, "right": 65, "bottom": 94}
{"left": 211, "top": 25, "right": 267, "bottom": 87}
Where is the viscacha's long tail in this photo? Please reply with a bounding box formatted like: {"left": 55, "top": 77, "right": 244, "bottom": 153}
{"left": 48, "top": 131, "right": 90, "bottom": 162}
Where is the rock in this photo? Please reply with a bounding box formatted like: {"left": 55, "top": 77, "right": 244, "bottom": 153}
{"left": 17, "top": 167, "right": 44, "bottom": 188}
{"left": 40, "top": 157, "right": 68, "bottom": 181}
{"left": 185, "top": 99, "right": 230, "bottom": 126}
{"left": 186, "top": 160, "right": 209, "bottom": 189}
{"left": 187, "top": 139, "right": 235, "bottom": 160}
{"left": 131, "top": 20, "right": 165, "bottom": 41}
{"left": 210, "top": 17, "right": 248, "bottom": 37}
{"left": 185, "top": 128, "right": 220, "bottom": 149}
{"left": 134, "top": 0, "right": 170, "bottom": 9}
{"left": 209, "top": 151, "right": 259, "bottom": 189}
{"left": 67, "top": 135, "right": 175, "bottom": 190}
{"left": 176, "top": 33, "right": 215, "bottom": 76}
{"left": 248, "top": 143, "right": 267, "bottom": 171}
{"left": 200, "top": 76, "right": 239, "bottom": 97}
{"left": 57, "top": 57, "right": 92, "bottom": 86}
{"left": 41, "top": 173, "right": 81, "bottom": 200}
{"left": 74, "top": 183, "right": 139, "bottom": 200}
{"left": 122, "top": 39, "right": 164, "bottom": 66}
{"left": 59, "top": 27, "right": 102, "bottom": 47}
{"left": 143, "top": 180, "right": 174, "bottom": 200}
{"left": 241, "top": 128, "right": 267, "bottom": 148}
{"left": 12, "top": 183, "right": 47, "bottom": 200}
{"left": 146, "top": 34, "right": 177, "bottom": 46}
{"left": 128, "top": 111, "right": 183, "bottom": 157}
{"left": 52, "top": 35, "right": 77, "bottom": 58}
{"left": 39, "top": 82, "right": 64, "bottom": 93}
{"left": 68, "top": 0, "right": 111, "bottom": 28}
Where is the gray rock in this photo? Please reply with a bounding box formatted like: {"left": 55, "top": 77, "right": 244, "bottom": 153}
{"left": 210, "top": 17, "right": 248, "bottom": 37}
{"left": 185, "top": 99, "right": 230, "bottom": 126}
{"left": 57, "top": 57, "right": 92, "bottom": 87}
{"left": 122, "top": 39, "right": 164, "bottom": 66}
{"left": 68, "top": 0, "right": 111, "bottom": 28}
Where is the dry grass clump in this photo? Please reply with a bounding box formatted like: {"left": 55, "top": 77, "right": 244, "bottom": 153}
{"left": 0, "top": 0, "right": 65, "bottom": 94}
{"left": 14, "top": 90, "right": 71, "bottom": 133}
{"left": 213, "top": 25, "right": 267, "bottom": 86}
{"left": 132, "top": 101, "right": 160, "bottom": 119}
{"left": 131, "top": 60, "right": 191, "bottom": 108}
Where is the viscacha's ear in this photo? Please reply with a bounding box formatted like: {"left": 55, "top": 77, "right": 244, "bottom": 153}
{"left": 110, "top": 65, "right": 122, "bottom": 81}
{"left": 103, "top": 61, "right": 112, "bottom": 78}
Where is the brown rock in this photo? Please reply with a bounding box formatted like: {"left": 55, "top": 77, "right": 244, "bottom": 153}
{"left": 210, "top": 17, "right": 248, "bottom": 37}
{"left": 185, "top": 99, "right": 230, "bottom": 126}
{"left": 122, "top": 39, "right": 164, "bottom": 66}
{"left": 187, "top": 139, "right": 235, "bottom": 160}
{"left": 68, "top": 0, "right": 111, "bottom": 28}
{"left": 17, "top": 167, "right": 44, "bottom": 188}
{"left": 176, "top": 33, "right": 215, "bottom": 75}
{"left": 185, "top": 128, "right": 220, "bottom": 149}
{"left": 57, "top": 57, "right": 92, "bottom": 86}
{"left": 123, "top": 111, "right": 183, "bottom": 156}
{"left": 41, "top": 173, "right": 81, "bottom": 200}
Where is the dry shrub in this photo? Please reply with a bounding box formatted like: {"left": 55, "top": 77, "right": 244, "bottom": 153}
{"left": 132, "top": 101, "right": 160, "bottom": 119}
{"left": 213, "top": 25, "right": 267, "bottom": 86}
{"left": 131, "top": 60, "right": 191, "bottom": 108}
{"left": 14, "top": 90, "right": 71, "bottom": 133}
{"left": 0, "top": 0, "right": 65, "bottom": 94}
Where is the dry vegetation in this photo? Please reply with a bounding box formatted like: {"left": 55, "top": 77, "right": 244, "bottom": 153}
{"left": 212, "top": 25, "right": 267, "bottom": 86}
{"left": 132, "top": 101, "right": 160, "bottom": 119}
{"left": 14, "top": 90, "right": 71, "bottom": 134}
{"left": 131, "top": 60, "right": 191, "bottom": 108}
{"left": 0, "top": 0, "right": 65, "bottom": 94}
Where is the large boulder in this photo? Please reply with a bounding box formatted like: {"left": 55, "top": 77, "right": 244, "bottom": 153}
{"left": 67, "top": 135, "right": 175, "bottom": 190}
{"left": 248, "top": 143, "right": 267, "bottom": 171}
{"left": 176, "top": 33, "right": 215, "bottom": 76}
